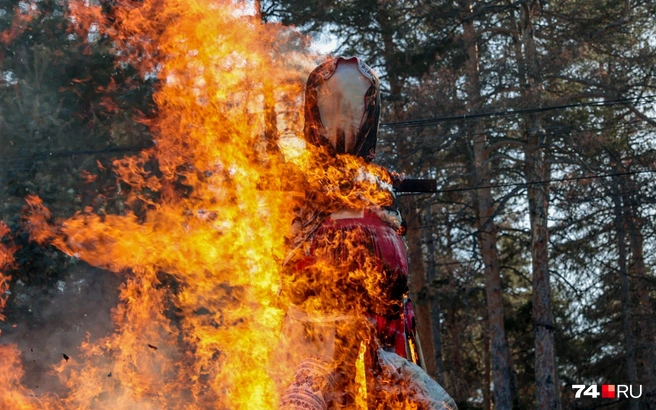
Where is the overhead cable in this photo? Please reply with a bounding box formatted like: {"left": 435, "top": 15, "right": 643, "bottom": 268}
{"left": 423, "top": 169, "right": 656, "bottom": 195}
{"left": 381, "top": 95, "right": 656, "bottom": 129}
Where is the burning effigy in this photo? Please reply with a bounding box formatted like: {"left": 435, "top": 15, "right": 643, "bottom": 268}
{"left": 276, "top": 57, "right": 455, "bottom": 409}
{"left": 0, "top": 1, "right": 455, "bottom": 409}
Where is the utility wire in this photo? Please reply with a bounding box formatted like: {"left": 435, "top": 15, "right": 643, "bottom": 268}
{"left": 424, "top": 169, "right": 656, "bottom": 195}
{"left": 381, "top": 95, "right": 656, "bottom": 129}
{"left": 2, "top": 100, "right": 654, "bottom": 162}
{"left": 1, "top": 104, "right": 655, "bottom": 194}
{"left": 3, "top": 148, "right": 653, "bottom": 196}
{"left": 0, "top": 145, "right": 150, "bottom": 165}
{"left": 378, "top": 117, "right": 652, "bottom": 145}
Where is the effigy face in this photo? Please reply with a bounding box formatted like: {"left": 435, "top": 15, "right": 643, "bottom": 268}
{"left": 303, "top": 57, "right": 381, "bottom": 162}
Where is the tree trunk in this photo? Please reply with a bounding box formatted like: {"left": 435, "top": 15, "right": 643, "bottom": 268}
{"left": 424, "top": 203, "right": 446, "bottom": 384}
{"left": 461, "top": 1, "right": 514, "bottom": 407}
{"left": 483, "top": 330, "right": 492, "bottom": 410}
{"left": 526, "top": 151, "right": 558, "bottom": 410}
{"left": 610, "top": 176, "right": 639, "bottom": 410}
{"left": 516, "top": 3, "right": 559, "bottom": 408}
{"left": 404, "top": 197, "right": 438, "bottom": 378}
{"left": 375, "top": 2, "right": 405, "bottom": 118}
{"left": 526, "top": 148, "right": 558, "bottom": 410}
{"left": 447, "top": 300, "right": 464, "bottom": 403}
{"left": 624, "top": 187, "right": 656, "bottom": 406}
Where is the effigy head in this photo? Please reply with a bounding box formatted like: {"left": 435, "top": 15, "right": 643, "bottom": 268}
{"left": 304, "top": 56, "right": 381, "bottom": 162}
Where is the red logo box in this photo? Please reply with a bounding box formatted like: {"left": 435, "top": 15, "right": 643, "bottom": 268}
{"left": 602, "top": 384, "right": 615, "bottom": 399}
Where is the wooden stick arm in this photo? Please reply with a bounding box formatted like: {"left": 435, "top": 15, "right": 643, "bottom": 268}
{"left": 394, "top": 179, "right": 437, "bottom": 193}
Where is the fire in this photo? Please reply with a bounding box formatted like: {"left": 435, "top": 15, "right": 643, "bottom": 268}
{"left": 0, "top": 224, "right": 39, "bottom": 410}
{"left": 0, "top": 222, "right": 16, "bottom": 322}
{"left": 48, "top": 1, "right": 312, "bottom": 407}
{"left": 2, "top": 1, "right": 453, "bottom": 409}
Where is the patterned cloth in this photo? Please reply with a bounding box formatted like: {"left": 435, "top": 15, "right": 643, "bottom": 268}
{"left": 284, "top": 212, "right": 409, "bottom": 356}
{"left": 279, "top": 350, "right": 457, "bottom": 410}
{"left": 279, "top": 357, "right": 336, "bottom": 410}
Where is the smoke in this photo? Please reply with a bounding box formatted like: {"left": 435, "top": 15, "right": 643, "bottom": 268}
{"left": 1, "top": 262, "right": 122, "bottom": 397}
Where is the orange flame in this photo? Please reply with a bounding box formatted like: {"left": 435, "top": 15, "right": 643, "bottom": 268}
{"left": 0, "top": 222, "right": 17, "bottom": 323}
{"left": 0, "top": 225, "right": 39, "bottom": 410}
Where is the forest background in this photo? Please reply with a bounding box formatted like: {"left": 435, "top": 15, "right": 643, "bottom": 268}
{"left": 1, "top": 0, "right": 656, "bottom": 409}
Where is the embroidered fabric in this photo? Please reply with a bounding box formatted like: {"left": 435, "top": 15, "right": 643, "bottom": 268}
{"left": 279, "top": 350, "right": 457, "bottom": 410}
{"left": 279, "top": 357, "right": 336, "bottom": 410}
{"left": 284, "top": 214, "right": 408, "bottom": 341}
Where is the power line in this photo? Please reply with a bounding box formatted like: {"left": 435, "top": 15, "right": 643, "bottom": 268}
{"left": 378, "top": 117, "right": 652, "bottom": 145}
{"left": 419, "top": 169, "right": 656, "bottom": 195}
{"left": 0, "top": 118, "right": 654, "bottom": 196}
{"left": 381, "top": 95, "right": 656, "bottom": 129}
{"left": 1, "top": 104, "right": 652, "bottom": 163}
{"left": 0, "top": 145, "right": 150, "bottom": 165}
{"left": 2, "top": 147, "right": 654, "bottom": 201}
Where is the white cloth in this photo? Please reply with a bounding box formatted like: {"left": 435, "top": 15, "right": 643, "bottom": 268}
{"left": 378, "top": 350, "right": 458, "bottom": 409}
{"left": 316, "top": 60, "right": 371, "bottom": 153}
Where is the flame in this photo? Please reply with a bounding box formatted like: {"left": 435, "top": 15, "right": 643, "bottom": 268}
{"left": 52, "top": 1, "right": 310, "bottom": 407}
{"left": 0, "top": 225, "right": 38, "bottom": 410}
{"left": 2, "top": 1, "right": 445, "bottom": 408}
{"left": 0, "top": 222, "right": 16, "bottom": 322}
{"left": 355, "top": 341, "right": 368, "bottom": 410}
